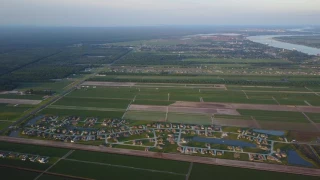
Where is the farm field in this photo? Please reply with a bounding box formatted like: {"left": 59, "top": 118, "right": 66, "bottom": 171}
{"left": 0, "top": 104, "right": 34, "bottom": 121}
{"left": 53, "top": 97, "right": 131, "bottom": 109}
{"left": 0, "top": 166, "right": 40, "bottom": 180}
{"left": 41, "top": 107, "right": 124, "bottom": 119}
{"left": 124, "top": 110, "right": 166, "bottom": 121}
{"left": 167, "top": 112, "right": 212, "bottom": 124}
{"left": 189, "top": 163, "right": 319, "bottom": 180}
{"left": 49, "top": 159, "right": 186, "bottom": 180}
{"left": 67, "top": 150, "right": 190, "bottom": 174}
{"left": 16, "top": 80, "right": 73, "bottom": 93}
{"left": 0, "top": 141, "right": 70, "bottom": 170}
{"left": 65, "top": 84, "right": 320, "bottom": 106}
{"left": 306, "top": 113, "right": 320, "bottom": 123}
{"left": 0, "top": 94, "right": 44, "bottom": 100}
{"left": 238, "top": 110, "right": 309, "bottom": 123}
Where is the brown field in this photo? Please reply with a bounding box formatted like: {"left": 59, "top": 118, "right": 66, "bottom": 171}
{"left": 287, "top": 131, "right": 320, "bottom": 141}
{"left": 129, "top": 104, "right": 240, "bottom": 115}
{"left": 81, "top": 81, "right": 136, "bottom": 87}
{"left": 171, "top": 101, "right": 320, "bottom": 113}
{"left": 171, "top": 101, "right": 232, "bottom": 109}
{"left": 129, "top": 105, "right": 167, "bottom": 112}
{"left": 0, "top": 98, "right": 41, "bottom": 105}
{"left": 213, "top": 118, "right": 258, "bottom": 128}
{"left": 259, "top": 122, "right": 318, "bottom": 132}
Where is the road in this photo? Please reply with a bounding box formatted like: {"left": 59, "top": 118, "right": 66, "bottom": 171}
{"left": 0, "top": 81, "right": 83, "bottom": 134}
{"left": 1, "top": 136, "right": 319, "bottom": 177}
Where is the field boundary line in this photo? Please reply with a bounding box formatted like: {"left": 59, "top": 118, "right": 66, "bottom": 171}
{"left": 250, "top": 116, "right": 261, "bottom": 128}
{"left": 304, "top": 100, "right": 312, "bottom": 106}
{"left": 0, "top": 164, "right": 93, "bottom": 180}
{"left": 305, "top": 86, "right": 320, "bottom": 97}
{"left": 242, "top": 90, "right": 249, "bottom": 99}
{"left": 309, "top": 145, "right": 320, "bottom": 161}
{"left": 122, "top": 96, "right": 135, "bottom": 119}
{"left": 64, "top": 158, "right": 186, "bottom": 176}
{"left": 301, "top": 112, "right": 320, "bottom": 132}
{"left": 272, "top": 96, "right": 280, "bottom": 105}
{"left": 186, "top": 162, "right": 193, "bottom": 180}
{"left": 34, "top": 150, "right": 74, "bottom": 180}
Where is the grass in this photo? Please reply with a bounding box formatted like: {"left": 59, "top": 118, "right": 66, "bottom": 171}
{"left": 53, "top": 97, "right": 131, "bottom": 109}
{"left": 0, "top": 158, "right": 51, "bottom": 171}
{"left": 17, "top": 80, "right": 73, "bottom": 92}
{"left": 0, "top": 142, "right": 69, "bottom": 157}
{"left": 41, "top": 107, "right": 124, "bottom": 119}
{"left": 0, "top": 94, "right": 44, "bottom": 100}
{"left": 238, "top": 110, "right": 309, "bottom": 123}
{"left": 0, "top": 104, "right": 33, "bottom": 120}
{"left": 167, "top": 112, "right": 211, "bottom": 125}
{"left": 124, "top": 110, "right": 165, "bottom": 121}
{"left": 215, "top": 114, "right": 252, "bottom": 120}
{"left": 0, "top": 122, "right": 13, "bottom": 130}
{"left": 189, "top": 163, "right": 319, "bottom": 180}
{"left": 68, "top": 87, "right": 137, "bottom": 99}
{"left": 0, "top": 166, "right": 40, "bottom": 180}
{"left": 306, "top": 113, "right": 320, "bottom": 123}
{"left": 49, "top": 159, "right": 186, "bottom": 180}
{"left": 38, "top": 174, "right": 76, "bottom": 180}
{"left": 67, "top": 150, "right": 190, "bottom": 174}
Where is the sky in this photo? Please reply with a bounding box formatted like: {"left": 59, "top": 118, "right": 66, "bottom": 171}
{"left": 0, "top": 0, "right": 319, "bottom": 27}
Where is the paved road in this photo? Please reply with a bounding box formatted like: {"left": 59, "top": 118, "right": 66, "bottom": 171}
{"left": 1, "top": 136, "right": 319, "bottom": 177}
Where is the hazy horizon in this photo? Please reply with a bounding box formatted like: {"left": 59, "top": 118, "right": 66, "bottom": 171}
{"left": 1, "top": 0, "right": 320, "bottom": 27}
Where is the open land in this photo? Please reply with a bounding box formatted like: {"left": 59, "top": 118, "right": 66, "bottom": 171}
{"left": 1, "top": 27, "right": 320, "bottom": 179}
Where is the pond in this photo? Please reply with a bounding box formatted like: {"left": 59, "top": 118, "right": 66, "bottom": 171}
{"left": 253, "top": 129, "right": 285, "bottom": 136}
{"left": 288, "top": 150, "right": 313, "bottom": 167}
{"left": 193, "top": 137, "right": 256, "bottom": 147}
{"left": 25, "top": 115, "right": 44, "bottom": 126}
{"left": 9, "top": 130, "right": 20, "bottom": 137}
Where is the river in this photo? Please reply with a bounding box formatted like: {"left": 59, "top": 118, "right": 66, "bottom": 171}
{"left": 247, "top": 35, "right": 320, "bottom": 56}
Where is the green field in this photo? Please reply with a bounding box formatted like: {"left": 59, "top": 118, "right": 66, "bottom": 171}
{"left": 0, "top": 166, "right": 40, "bottom": 180}
{"left": 68, "top": 87, "right": 137, "bottom": 99}
{"left": 68, "top": 150, "right": 190, "bottom": 174}
{"left": 49, "top": 159, "right": 185, "bottom": 180}
{"left": 0, "top": 94, "right": 44, "bottom": 100}
{"left": 53, "top": 97, "right": 131, "bottom": 109}
{"left": 0, "top": 142, "right": 69, "bottom": 157}
{"left": 238, "top": 110, "right": 309, "bottom": 123}
{"left": 0, "top": 104, "right": 33, "bottom": 121}
{"left": 189, "top": 163, "right": 319, "bottom": 180}
{"left": 124, "top": 110, "right": 165, "bottom": 121}
{"left": 41, "top": 107, "right": 124, "bottom": 119}
{"left": 306, "top": 113, "right": 320, "bottom": 123}
{"left": 62, "top": 85, "right": 320, "bottom": 107}
{"left": 37, "top": 174, "right": 75, "bottom": 180}
{"left": 0, "top": 142, "right": 69, "bottom": 170}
